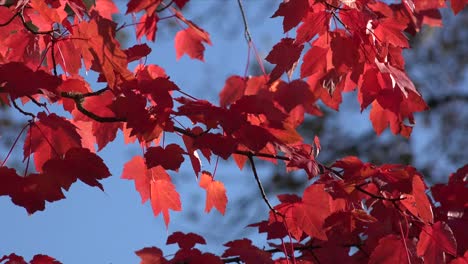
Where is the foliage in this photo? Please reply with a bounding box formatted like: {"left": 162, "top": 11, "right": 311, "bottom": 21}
{"left": 0, "top": 0, "right": 467, "bottom": 263}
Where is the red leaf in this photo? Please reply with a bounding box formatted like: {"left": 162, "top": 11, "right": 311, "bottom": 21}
{"left": 199, "top": 171, "right": 228, "bottom": 215}
{"left": 125, "top": 44, "right": 152, "bottom": 62}
{"left": 265, "top": 38, "right": 304, "bottom": 83}
{"left": 295, "top": 184, "right": 340, "bottom": 240}
{"left": 219, "top": 75, "right": 246, "bottom": 107}
{"left": 167, "top": 232, "right": 206, "bottom": 249}
{"left": 43, "top": 148, "right": 111, "bottom": 191}
{"left": 296, "top": 10, "right": 330, "bottom": 44}
{"left": 92, "top": 0, "right": 119, "bottom": 20}
{"left": 193, "top": 133, "right": 238, "bottom": 160}
{"left": 0, "top": 254, "right": 27, "bottom": 264}
{"left": 121, "top": 156, "right": 151, "bottom": 203}
{"left": 222, "top": 239, "right": 273, "bottom": 264}
{"left": 300, "top": 46, "right": 328, "bottom": 78}
{"left": 373, "top": 18, "right": 409, "bottom": 48}
{"left": 0, "top": 62, "right": 61, "bottom": 99}
{"left": 24, "top": 112, "right": 82, "bottom": 172}
{"left": 150, "top": 175, "right": 182, "bottom": 227}
{"left": 126, "top": 0, "right": 161, "bottom": 14}
{"left": 175, "top": 27, "right": 211, "bottom": 61}
{"left": 369, "top": 235, "right": 417, "bottom": 264}
{"left": 417, "top": 221, "right": 457, "bottom": 263}
{"left": 145, "top": 144, "right": 185, "bottom": 171}
{"left": 136, "top": 14, "right": 158, "bottom": 42}
{"left": 30, "top": 254, "right": 62, "bottom": 264}
{"left": 135, "top": 247, "right": 167, "bottom": 264}
{"left": 272, "top": 0, "right": 309, "bottom": 32}
{"left": 451, "top": 0, "right": 468, "bottom": 14}
{"left": 400, "top": 175, "right": 433, "bottom": 224}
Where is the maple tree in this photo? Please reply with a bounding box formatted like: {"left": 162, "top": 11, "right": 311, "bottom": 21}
{"left": 0, "top": 0, "right": 467, "bottom": 263}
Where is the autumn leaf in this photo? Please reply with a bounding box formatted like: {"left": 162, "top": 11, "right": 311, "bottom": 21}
{"left": 175, "top": 27, "right": 211, "bottom": 61}
{"left": 369, "top": 235, "right": 418, "bottom": 264}
{"left": 167, "top": 232, "right": 206, "bottom": 249}
{"left": 199, "top": 171, "right": 228, "bottom": 215}
{"left": 222, "top": 239, "right": 273, "bottom": 264}
{"left": 271, "top": 0, "right": 309, "bottom": 33}
{"left": 417, "top": 221, "right": 457, "bottom": 264}
{"left": 151, "top": 175, "right": 182, "bottom": 227}
{"left": 145, "top": 144, "right": 185, "bottom": 171}
{"left": 135, "top": 247, "right": 167, "bottom": 264}
{"left": 265, "top": 38, "right": 304, "bottom": 83}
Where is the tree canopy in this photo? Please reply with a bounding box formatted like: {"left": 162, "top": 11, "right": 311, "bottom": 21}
{"left": 0, "top": 0, "right": 467, "bottom": 263}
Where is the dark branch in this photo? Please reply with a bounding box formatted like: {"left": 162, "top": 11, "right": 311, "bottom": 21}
{"left": 248, "top": 154, "right": 281, "bottom": 215}
{"left": 156, "top": 0, "right": 174, "bottom": 12}
{"left": 0, "top": 12, "right": 19, "bottom": 27}
{"left": 237, "top": 0, "right": 252, "bottom": 43}
{"left": 355, "top": 183, "right": 405, "bottom": 202}
{"left": 12, "top": 100, "right": 35, "bottom": 118}
{"left": 426, "top": 94, "right": 468, "bottom": 109}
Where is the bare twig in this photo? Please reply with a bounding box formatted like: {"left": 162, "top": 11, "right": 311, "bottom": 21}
{"left": 355, "top": 183, "right": 405, "bottom": 202}
{"left": 12, "top": 100, "right": 35, "bottom": 118}
{"left": 157, "top": 0, "right": 174, "bottom": 12}
{"left": 237, "top": 0, "right": 252, "bottom": 43}
{"left": 248, "top": 154, "right": 281, "bottom": 215}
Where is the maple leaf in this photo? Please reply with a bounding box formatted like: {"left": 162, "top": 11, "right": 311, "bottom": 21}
{"left": 265, "top": 38, "right": 304, "bottom": 83}
{"left": 74, "top": 17, "right": 133, "bottom": 88}
{"left": 30, "top": 254, "right": 62, "bottom": 264}
{"left": 145, "top": 144, "right": 185, "bottom": 171}
{"left": 92, "top": 0, "right": 119, "bottom": 20}
{"left": 199, "top": 171, "right": 228, "bottom": 215}
{"left": 417, "top": 221, "right": 457, "bottom": 264}
{"left": 271, "top": 0, "right": 309, "bottom": 33}
{"left": 125, "top": 44, "right": 152, "bottom": 62}
{"left": 400, "top": 175, "right": 433, "bottom": 224}
{"left": 136, "top": 13, "right": 158, "bottom": 42}
{"left": 135, "top": 247, "right": 167, "bottom": 264}
{"left": 295, "top": 10, "right": 330, "bottom": 44}
{"left": 174, "top": 27, "right": 211, "bottom": 61}
{"left": 373, "top": 18, "right": 410, "bottom": 48}
{"left": 121, "top": 156, "right": 151, "bottom": 203}
{"left": 295, "top": 184, "right": 344, "bottom": 240}
{"left": 24, "top": 112, "right": 82, "bottom": 172}
{"left": 369, "top": 235, "right": 418, "bottom": 264}
{"left": 167, "top": 232, "right": 206, "bottom": 249}
{"left": 0, "top": 62, "right": 62, "bottom": 99}
{"left": 300, "top": 46, "right": 328, "bottom": 78}
{"left": 193, "top": 133, "right": 238, "bottom": 160}
{"left": 43, "top": 147, "right": 111, "bottom": 191}
{"left": 451, "top": 0, "right": 468, "bottom": 14}
{"left": 222, "top": 239, "right": 273, "bottom": 264}
{"left": 126, "top": 0, "right": 161, "bottom": 14}
{"left": 150, "top": 173, "right": 182, "bottom": 227}
{"left": 219, "top": 75, "right": 246, "bottom": 107}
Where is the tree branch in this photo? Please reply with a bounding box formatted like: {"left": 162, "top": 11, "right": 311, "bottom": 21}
{"left": 237, "top": 0, "right": 252, "bottom": 43}
{"left": 426, "top": 94, "right": 468, "bottom": 109}
{"left": 248, "top": 154, "right": 281, "bottom": 216}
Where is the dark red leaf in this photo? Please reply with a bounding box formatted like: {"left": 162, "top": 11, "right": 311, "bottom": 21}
{"left": 167, "top": 232, "right": 206, "bottom": 249}
{"left": 265, "top": 38, "right": 304, "bottom": 83}
{"left": 145, "top": 144, "right": 185, "bottom": 171}
{"left": 272, "top": 0, "right": 309, "bottom": 32}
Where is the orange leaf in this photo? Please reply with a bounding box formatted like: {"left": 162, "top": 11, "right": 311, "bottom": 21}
{"left": 199, "top": 171, "right": 227, "bottom": 215}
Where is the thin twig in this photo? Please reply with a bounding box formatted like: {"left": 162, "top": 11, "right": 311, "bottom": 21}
{"left": 12, "top": 100, "right": 35, "bottom": 118}
{"left": 27, "top": 96, "right": 47, "bottom": 107}
{"left": 237, "top": 0, "right": 252, "bottom": 43}
{"left": 0, "top": 12, "right": 19, "bottom": 27}
{"left": 156, "top": 0, "right": 174, "bottom": 12}
{"left": 355, "top": 183, "right": 405, "bottom": 202}
{"left": 248, "top": 154, "right": 281, "bottom": 215}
